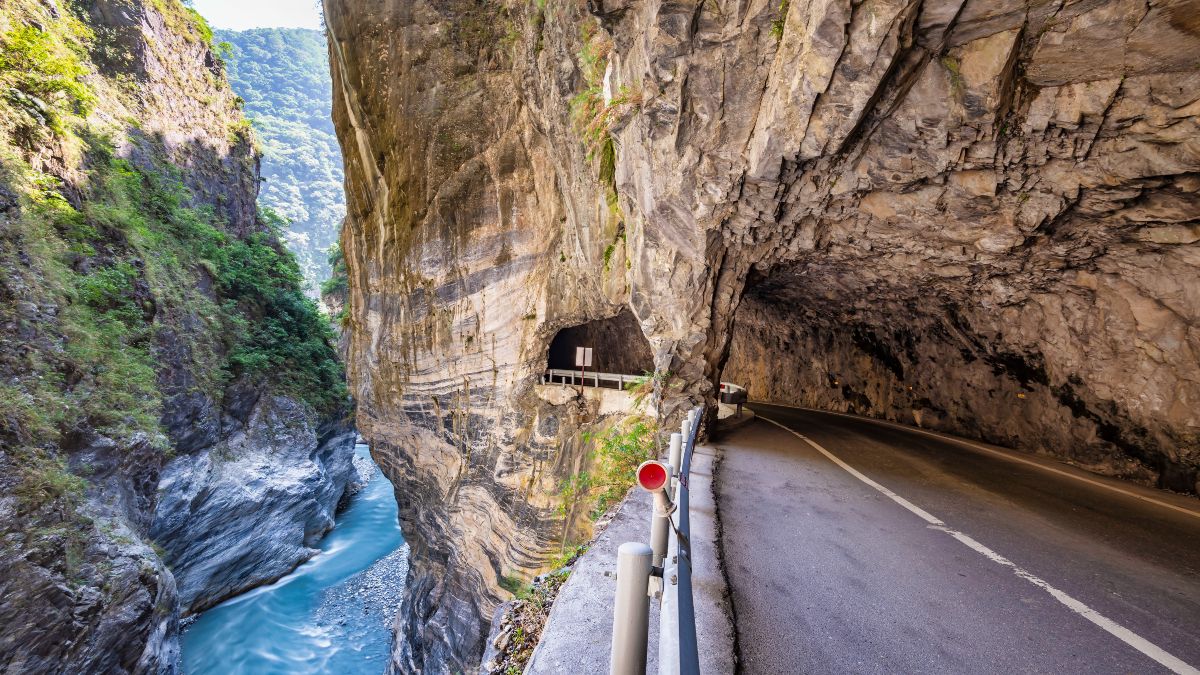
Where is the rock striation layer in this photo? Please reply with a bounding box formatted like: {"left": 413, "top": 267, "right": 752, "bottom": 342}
{"left": 326, "top": 0, "right": 1200, "bottom": 670}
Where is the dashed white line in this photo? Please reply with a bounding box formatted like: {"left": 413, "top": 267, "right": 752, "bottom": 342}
{"left": 757, "top": 413, "right": 1200, "bottom": 675}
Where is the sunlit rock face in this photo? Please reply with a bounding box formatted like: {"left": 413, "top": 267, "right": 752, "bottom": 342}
{"left": 0, "top": 2, "right": 355, "bottom": 671}
{"left": 322, "top": 2, "right": 668, "bottom": 671}
{"left": 326, "top": 0, "right": 1200, "bottom": 670}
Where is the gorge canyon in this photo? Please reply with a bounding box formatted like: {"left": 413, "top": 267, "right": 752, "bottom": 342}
{"left": 0, "top": 1, "right": 354, "bottom": 671}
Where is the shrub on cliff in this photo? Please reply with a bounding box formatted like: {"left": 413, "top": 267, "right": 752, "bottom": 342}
{"left": 558, "top": 416, "right": 659, "bottom": 532}
{"left": 2, "top": 134, "right": 347, "bottom": 465}
{"left": 0, "top": 21, "right": 95, "bottom": 135}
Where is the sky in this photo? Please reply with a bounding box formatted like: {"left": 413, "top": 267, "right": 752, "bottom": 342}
{"left": 189, "top": 0, "right": 324, "bottom": 31}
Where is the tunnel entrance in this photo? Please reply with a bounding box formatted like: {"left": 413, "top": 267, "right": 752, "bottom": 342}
{"left": 546, "top": 308, "right": 653, "bottom": 376}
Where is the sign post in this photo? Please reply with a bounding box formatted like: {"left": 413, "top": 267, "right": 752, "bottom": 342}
{"left": 575, "top": 346, "right": 593, "bottom": 394}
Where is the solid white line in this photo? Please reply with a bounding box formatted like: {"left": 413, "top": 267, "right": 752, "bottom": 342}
{"left": 754, "top": 402, "right": 1200, "bottom": 522}
{"left": 757, "top": 414, "right": 1200, "bottom": 675}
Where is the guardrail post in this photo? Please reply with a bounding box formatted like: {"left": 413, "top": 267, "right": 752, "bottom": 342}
{"left": 668, "top": 433, "right": 682, "bottom": 488}
{"left": 611, "top": 542, "right": 653, "bottom": 675}
{"left": 649, "top": 495, "right": 671, "bottom": 569}
{"left": 650, "top": 519, "right": 669, "bottom": 576}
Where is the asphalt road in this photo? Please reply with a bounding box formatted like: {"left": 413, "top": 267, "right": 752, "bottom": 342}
{"left": 715, "top": 403, "right": 1200, "bottom": 675}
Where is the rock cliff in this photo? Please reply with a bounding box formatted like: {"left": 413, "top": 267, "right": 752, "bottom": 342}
{"left": 325, "top": 0, "right": 1200, "bottom": 671}
{"left": 0, "top": 1, "right": 353, "bottom": 672}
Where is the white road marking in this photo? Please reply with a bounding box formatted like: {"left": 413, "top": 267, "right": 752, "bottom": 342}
{"left": 757, "top": 402, "right": 1200, "bottom": 522}
{"left": 757, "top": 413, "right": 1200, "bottom": 675}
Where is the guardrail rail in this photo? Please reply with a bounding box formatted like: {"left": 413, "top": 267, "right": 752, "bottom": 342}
{"left": 611, "top": 406, "right": 704, "bottom": 675}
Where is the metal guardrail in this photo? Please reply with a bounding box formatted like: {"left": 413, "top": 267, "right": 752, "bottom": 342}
{"left": 611, "top": 406, "right": 704, "bottom": 675}
{"left": 542, "top": 368, "right": 645, "bottom": 390}
{"left": 544, "top": 370, "right": 742, "bottom": 403}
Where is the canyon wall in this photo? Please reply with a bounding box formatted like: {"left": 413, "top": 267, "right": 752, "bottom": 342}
{"left": 0, "top": 1, "right": 353, "bottom": 671}
{"left": 327, "top": 0, "right": 1200, "bottom": 671}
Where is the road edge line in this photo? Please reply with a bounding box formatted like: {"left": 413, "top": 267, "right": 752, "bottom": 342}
{"left": 757, "top": 413, "right": 1200, "bottom": 675}
{"left": 751, "top": 402, "right": 1200, "bottom": 522}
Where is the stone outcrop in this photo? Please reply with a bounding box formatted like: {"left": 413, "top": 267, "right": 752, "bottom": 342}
{"left": 151, "top": 395, "right": 357, "bottom": 613}
{"left": 325, "top": 0, "right": 1200, "bottom": 670}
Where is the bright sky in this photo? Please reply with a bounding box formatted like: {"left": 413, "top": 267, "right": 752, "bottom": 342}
{"left": 189, "top": 0, "right": 324, "bottom": 30}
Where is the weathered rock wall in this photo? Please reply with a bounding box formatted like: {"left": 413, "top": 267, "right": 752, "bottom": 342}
{"left": 712, "top": 1, "right": 1200, "bottom": 494}
{"left": 328, "top": 0, "right": 1200, "bottom": 670}
{"left": 322, "top": 2, "right": 651, "bottom": 670}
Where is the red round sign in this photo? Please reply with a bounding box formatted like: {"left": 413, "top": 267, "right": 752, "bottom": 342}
{"left": 637, "top": 461, "right": 668, "bottom": 491}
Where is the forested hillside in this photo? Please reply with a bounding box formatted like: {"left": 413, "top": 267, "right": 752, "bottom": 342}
{"left": 215, "top": 27, "right": 343, "bottom": 295}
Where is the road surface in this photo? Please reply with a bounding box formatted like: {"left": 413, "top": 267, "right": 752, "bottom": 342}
{"left": 715, "top": 403, "right": 1200, "bottom": 674}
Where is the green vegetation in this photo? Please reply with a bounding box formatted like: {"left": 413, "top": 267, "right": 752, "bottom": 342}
{"left": 14, "top": 454, "right": 88, "bottom": 516}
{"left": 216, "top": 28, "right": 345, "bottom": 294}
{"left": 770, "top": 0, "right": 791, "bottom": 41}
{"left": 568, "top": 21, "right": 637, "bottom": 265}
{"left": 499, "top": 573, "right": 533, "bottom": 599}
{"left": 568, "top": 24, "right": 616, "bottom": 161}
{"left": 1, "top": 134, "right": 346, "bottom": 466}
{"left": 0, "top": 1, "right": 350, "bottom": 609}
{"left": 602, "top": 229, "right": 625, "bottom": 271}
{"left": 941, "top": 55, "right": 966, "bottom": 99}
{"left": 558, "top": 416, "right": 659, "bottom": 528}
{"left": 623, "top": 369, "right": 676, "bottom": 410}
{"left": 0, "top": 20, "right": 95, "bottom": 135}
{"left": 568, "top": 26, "right": 643, "bottom": 167}
{"left": 320, "top": 242, "right": 348, "bottom": 297}
{"left": 547, "top": 543, "right": 588, "bottom": 571}
{"left": 491, "top": 567, "right": 572, "bottom": 674}
{"left": 210, "top": 210, "right": 347, "bottom": 405}
{"left": 185, "top": 7, "right": 214, "bottom": 46}
{"left": 149, "top": 0, "right": 214, "bottom": 47}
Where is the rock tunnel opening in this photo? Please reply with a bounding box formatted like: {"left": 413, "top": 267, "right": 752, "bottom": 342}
{"left": 722, "top": 263, "right": 1198, "bottom": 494}
{"left": 546, "top": 308, "right": 654, "bottom": 376}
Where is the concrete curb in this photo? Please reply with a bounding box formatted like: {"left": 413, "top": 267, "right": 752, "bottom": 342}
{"left": 717, "top": 407, "right": 756, "bottom": 433}
{"left": 525, "top": 443, "right": 736, "bottom": 674}
{"left": 525, "top": 487, "right": 660, "bottom": 673}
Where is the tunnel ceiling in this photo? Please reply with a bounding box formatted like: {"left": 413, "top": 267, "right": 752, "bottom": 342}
{"left": 726, "top": 180, "right": 1200, "bottom": 493}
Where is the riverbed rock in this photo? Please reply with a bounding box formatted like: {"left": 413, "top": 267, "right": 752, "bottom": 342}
{"left": 151, "top": 396, "right": 358, "bottom": 613}
{"left": 325, "top": 0, "right": 1200, "bottom": 670}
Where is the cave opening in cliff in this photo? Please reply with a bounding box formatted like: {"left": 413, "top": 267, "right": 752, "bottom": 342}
{"left": 724, "top": 262, "right": 994, "bottom": 424}
{"left": 546, "top": 308, "right": 654, "bottom": 377}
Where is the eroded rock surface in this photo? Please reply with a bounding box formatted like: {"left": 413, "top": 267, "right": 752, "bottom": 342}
{"left": 325, "top": 0, "right": 1200, "bottom": 670}
{"left": 152, "top": 396, "right": 357, "bottom": 613}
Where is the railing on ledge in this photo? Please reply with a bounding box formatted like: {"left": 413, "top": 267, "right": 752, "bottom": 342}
{"left": 611, "top": 406, "right": 704, "bottom": 675}
{"left": 542, "top": 368, "right": 644, "bottom": 390}
{"left": 544, "top": 369, "right": 744, "bottom": 404}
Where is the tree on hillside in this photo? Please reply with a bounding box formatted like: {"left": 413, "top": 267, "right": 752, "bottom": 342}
{"left": 216, "top": 27, "right": 344, "bottom": 297}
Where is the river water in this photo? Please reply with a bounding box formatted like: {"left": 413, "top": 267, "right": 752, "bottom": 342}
{"left": 181, "top": 444, "right": 407, "bottom": 674}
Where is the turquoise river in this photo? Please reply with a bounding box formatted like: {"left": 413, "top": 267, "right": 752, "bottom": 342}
{"left": 181, "top": 444, "right": 407, "bottom": 674}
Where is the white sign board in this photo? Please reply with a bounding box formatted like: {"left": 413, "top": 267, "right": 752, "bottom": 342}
{"left": 575, "top": 347, "right": 593, "bottom": 368}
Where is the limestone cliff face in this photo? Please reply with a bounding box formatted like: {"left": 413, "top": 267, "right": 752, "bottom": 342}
{"left": 327, "top": 0, "right": 1200, "bottom": 670}
{"left": 323, "top": 2, "right": 638, "bottom": 670}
